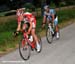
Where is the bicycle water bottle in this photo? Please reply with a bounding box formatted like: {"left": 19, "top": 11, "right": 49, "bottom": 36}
{"left": 29, "top": 35, "right": 33, "bottom": 42}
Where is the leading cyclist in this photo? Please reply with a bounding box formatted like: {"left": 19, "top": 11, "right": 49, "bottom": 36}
{"left": 15, "top": 8, "right": 41, "bottom": 52}
{"left": 42, "top": 5, "right": 59, "bottom": 39}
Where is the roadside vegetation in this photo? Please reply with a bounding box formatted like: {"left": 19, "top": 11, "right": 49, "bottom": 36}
{"left": 0, "top": 8, "right": 75, "bottom": 56}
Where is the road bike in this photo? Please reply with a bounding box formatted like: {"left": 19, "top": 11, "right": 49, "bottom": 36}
{"left": 46, "top": 22, "right": 60, "bottom": 44}
{"left": 19, "top": 30, "right": 42, "bottom": 60}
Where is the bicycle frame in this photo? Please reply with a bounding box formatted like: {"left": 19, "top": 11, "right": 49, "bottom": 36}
{"left": 22, "top": 31, "right": 35, "bottom": 49}
{"left": 48, "top": 23, "right": 54, "bottom": 34}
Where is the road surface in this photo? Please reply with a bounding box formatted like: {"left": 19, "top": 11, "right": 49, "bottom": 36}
{"left": 0, "top": 23, "right": 75, "bottom": 64}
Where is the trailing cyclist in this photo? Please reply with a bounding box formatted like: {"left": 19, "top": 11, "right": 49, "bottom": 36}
{"left": 42, "top": 5, "right": 60, "bottom": 39}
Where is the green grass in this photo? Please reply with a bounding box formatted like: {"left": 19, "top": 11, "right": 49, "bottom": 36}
{"left": 0, "top": 31, "right": 21, "bottom": 51}
{"left": 0, "top": 19, "right": 17, "bottom": 32}
{"left": 0, "top": 8, "right": 75, "bottom": 52}
{"left": 0, "top": 20, "right": 20, "bottom": 52}
{"left": 0, "top": 12, "right": 7, "bottom": 16}
{"left": 57, "top": 9, "right": 75, "bottom": 23}
{"left": 0, "top": 11, "right": 10, "bottom": 16}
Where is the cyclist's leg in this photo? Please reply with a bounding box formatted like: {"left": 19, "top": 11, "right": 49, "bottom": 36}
{"left": 31, "top": 21, "right": 40, "bottom": 52}
{"left": 31, "top": 28, "right": 41, "bottom": 52}
{"left": 54, "top": 16, "right": 59, "bottom": 38}
{"left": 31, "top": 28, "right": 38, "bottom": 42}
{"left": 31, "top": 22, "right": 38, "bottom": 43}
{"left": 54, "top": 16, "right": 59, "bottom": 32}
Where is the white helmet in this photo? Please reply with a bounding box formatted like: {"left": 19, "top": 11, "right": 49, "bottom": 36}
{"left": 44, "top": 5, "right": 49, "bottom": 10}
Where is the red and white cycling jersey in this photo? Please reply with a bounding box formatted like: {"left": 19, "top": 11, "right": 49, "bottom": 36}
{"left": 23, "top": 12, "right": 36, "bottom": 28}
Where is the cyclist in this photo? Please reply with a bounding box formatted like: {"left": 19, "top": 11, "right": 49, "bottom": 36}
{"left": 15, "top": 9, "right": 41, "bottom": 52}
{"left": 42, "top": 5, "right": 59, "bottom": 39}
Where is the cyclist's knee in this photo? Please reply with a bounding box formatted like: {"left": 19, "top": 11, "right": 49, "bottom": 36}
{"left": 31, "top": 29, "right": 37, "bottom": 37}
{"left": 31, "top": 29, "right": 35, "bottom": 35}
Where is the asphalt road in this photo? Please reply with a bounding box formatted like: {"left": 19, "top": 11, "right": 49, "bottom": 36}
{"left": 0, "top": 23, "right": 75, "bottom": 64}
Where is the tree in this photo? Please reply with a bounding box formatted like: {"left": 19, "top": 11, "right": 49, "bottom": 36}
{"left": 33, "top": 0, "right": 42, "bottom": 7}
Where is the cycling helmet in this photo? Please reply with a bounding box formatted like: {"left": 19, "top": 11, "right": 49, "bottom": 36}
{"left": 44, "top": 5, "right": 49, "bottom": 10}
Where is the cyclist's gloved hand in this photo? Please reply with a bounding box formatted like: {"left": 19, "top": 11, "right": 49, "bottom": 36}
{"left": 14, "top": 31, "right": 19, "bottom": 37}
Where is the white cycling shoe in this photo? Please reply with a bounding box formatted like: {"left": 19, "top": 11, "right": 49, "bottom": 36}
{"left": 36, "top": 43, "right": 41, "bottom": 52}
{"left": 56, "top": 32, "right": 60, "bottom": 39}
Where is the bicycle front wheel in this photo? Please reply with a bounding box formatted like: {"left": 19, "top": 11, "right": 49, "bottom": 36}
{"left": 19, "top": 38, "right": 31, "bottom": 60}
{"left": 46, "top": 27, "right": 53, "bottom": 44}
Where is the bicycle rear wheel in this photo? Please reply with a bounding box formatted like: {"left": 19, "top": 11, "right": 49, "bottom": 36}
{"left": 46, "top": 27, "right": 53, "bottom": 44}
{"left": 19, "top": 38, "right": 31, "bottom": 60}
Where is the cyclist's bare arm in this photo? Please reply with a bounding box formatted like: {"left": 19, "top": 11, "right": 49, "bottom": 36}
{"left": 43, "top": 16, "right": 47, "bottom": 24}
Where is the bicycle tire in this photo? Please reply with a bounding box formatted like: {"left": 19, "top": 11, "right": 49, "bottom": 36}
{"left": 46, "top": 27, "right": 53, "bottom": 44}
{"left": 19, "top": 38, "right": 31, "bottom": 60}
